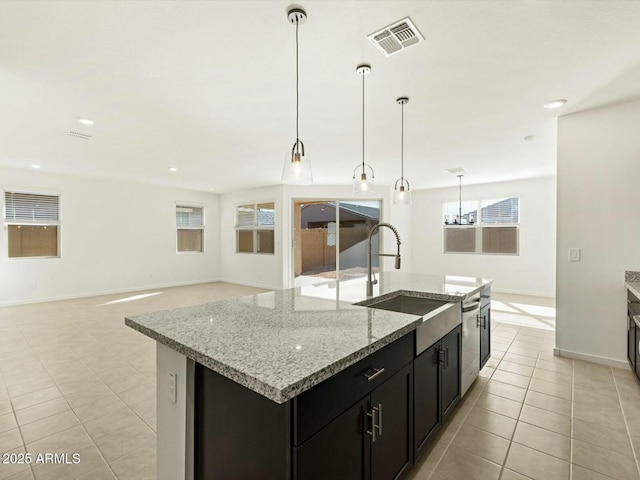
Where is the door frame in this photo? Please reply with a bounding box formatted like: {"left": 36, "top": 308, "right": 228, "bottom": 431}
{"left": 289, "top": 197, "right": 383, "bottom": 288}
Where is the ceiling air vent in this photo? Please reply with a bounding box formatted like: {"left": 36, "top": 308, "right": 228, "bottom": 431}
{"left": 367, "top": 17, "right": 424, "bottom": 57}
{"left": 65, "top": 131, "right": 92, "bottom": 140}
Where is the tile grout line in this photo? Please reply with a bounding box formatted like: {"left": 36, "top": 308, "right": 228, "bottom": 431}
{"left": 494, "top": 322, "right": 523, "bottom": 480}
{"left": 424, "top": 380, "right": 487, "bottom": 480}
{"left": 498, "top": 325, "right": 543, "bottom": 480}
{"left": 6, "top": 324, "right": 41, "bottom": 480}
{"left": 31, "top": 341, "right": 120, "bottom": 480}
{"left": 426, "top": 322, "right": 510, "bottom": 480}
{"left": 611, "top": 369, "right": 640, "bottom": 478}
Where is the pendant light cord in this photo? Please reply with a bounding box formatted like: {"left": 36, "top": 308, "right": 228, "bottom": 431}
{"left": 295, "top": 21, "right": 299, "bottom": 152}
{"left": 401, "top": 101, "right": 404, "bottom": 182}
{"left": 361, "top": 72, "right": 365, "bottom": 174}
{"left": 459, "top": 175, "right": 462, "bottom": 223}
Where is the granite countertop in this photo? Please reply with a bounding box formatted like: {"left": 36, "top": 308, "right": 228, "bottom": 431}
{"left": 125, "top": 272, "right": 492, "bottom": 404}
{"left": 626, "top": 271, "right": 640, "bottom": 299}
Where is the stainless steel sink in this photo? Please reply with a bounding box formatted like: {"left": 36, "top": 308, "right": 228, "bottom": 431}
{"left": 366, "top": 295, "right": 448, "bottom": 316}
{"left": 364, "top": 294, "right": 461, "bottom": 355}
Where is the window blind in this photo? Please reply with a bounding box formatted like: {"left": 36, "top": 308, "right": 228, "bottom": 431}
{"left": 176, "top": 206, "right": 203, "bottom": 228}
{"left": 481, "top": 198, "right": 519, "bottom": 224}
{"left": 256, "top": 202, "right": 275, "bottom": 227}
{"left": 236, "top": 204, "right": 256, "bottom": 228}
{"left": 4, "top": 191, "right": 59, "bottom": 223}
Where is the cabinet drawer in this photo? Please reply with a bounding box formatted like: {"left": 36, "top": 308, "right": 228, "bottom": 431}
{"left": 293, "top": 332, "right": 413, "bottom": 446}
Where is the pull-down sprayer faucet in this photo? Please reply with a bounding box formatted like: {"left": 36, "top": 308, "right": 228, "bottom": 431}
{"left": 367, "top": 222, "right": 402, "bottom": 297}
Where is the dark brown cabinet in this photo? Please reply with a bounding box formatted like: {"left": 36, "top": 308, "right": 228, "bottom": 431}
{"left": 296, "top": 363, "right": 413, "bottom": 480}
{"left": 479, "top": 304, "right": 491, "bottom": 369}
{"left": 296, "top": 397, "right": 370, "bottom": 480}
{"left": 371, "top": 363, "right": 413, "bottom": 480}
{"left": 413, "top": 325, "right": 461, "bottom": 458}
{"left": 480, "top": 286, "right": 491, "bottom": 370}
{"left": 629, "top": 288, "right": 640, "bottom": 381}
{"left": 194, "top": 291, "right": 494, "bottom": 480}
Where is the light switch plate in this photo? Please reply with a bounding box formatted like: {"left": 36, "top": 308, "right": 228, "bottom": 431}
{"left": 569, "top": 248, "right": 581, "bottom": 262}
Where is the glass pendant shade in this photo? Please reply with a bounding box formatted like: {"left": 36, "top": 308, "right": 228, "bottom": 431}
{"left": 393, "top": 96, "right": 412, "bottom": 206}
{"left": 282, "top": 149, "right": 312, "bottom": 184}
{"left": 353, "top": 164, "right": 376, "bottom": 195}
{"left": 393, "top": 179, "right": 412, "bottom": 205}
{"left": 351, "top": 64, "right": 374, "bottom": 197}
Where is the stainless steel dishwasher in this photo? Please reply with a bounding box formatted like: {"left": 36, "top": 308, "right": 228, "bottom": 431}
{"left": 461, "top": 293, "right": 481, "bottom": 396}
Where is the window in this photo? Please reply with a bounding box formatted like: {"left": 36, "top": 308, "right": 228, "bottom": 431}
{"left": 4, "top": 190, "right": 60, "bottom": 258}
{"left": 443, "top": 197, "right": 519, "bottom": 255}
{"left": 235, "top": 202, "right": 275, "bottom": 254}
{"left": 176, "top": 204, "right": 204, "bottom": 253}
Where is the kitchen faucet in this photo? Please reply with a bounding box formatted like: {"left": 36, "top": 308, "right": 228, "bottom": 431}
{"left": 367, "top": 222, "right": 402, "bottom": 297}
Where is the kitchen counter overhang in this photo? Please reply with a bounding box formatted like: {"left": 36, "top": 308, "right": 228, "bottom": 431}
{"left": 125, "top": 272, "right": 492, "bottom": 404}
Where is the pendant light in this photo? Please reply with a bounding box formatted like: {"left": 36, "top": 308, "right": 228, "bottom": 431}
{"left": 352, "top": 64, "right": 375, "bottom": 195}
{"left": 393, "top": 97, "right": 411, "bottom": 205}
{"left": 282, "top": 6, "right": 312, "bottom": 185}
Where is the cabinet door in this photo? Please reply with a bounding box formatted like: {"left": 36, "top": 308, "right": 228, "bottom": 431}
{"left": 628, "top": 311, "right": 635, "bottom": 369}
{"left": 371, "top": 363, "right": 412, "bottom": 480}
{"left": 480, "top": 305, "right": 491, "bottom": 369}
{"left": 635, "top": 323, "right": 640, "bottom": 381}
{"left": 413, "top": 342, "right": 440, "bottom": 456}
{"left": 296, "top": 397, "right": 370, "bottom": 480}
{"left": 441, "top": 326, "right": 461, "bottom": 419}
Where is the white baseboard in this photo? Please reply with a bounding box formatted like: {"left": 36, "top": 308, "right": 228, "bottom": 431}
{"left": 492, "top": 287, "right": 556, "bottom": 299}
{"left": 553, "top": 347, "right": 631, "bottom": 370}
{"left": 217, "top": 278, "right": 280, "bottom": 291}
{"left": 0, "top": 278, "right": 222, "bottom": 307}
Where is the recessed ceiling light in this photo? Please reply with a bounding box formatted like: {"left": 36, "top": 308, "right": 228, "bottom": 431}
{"left": 543, "top": 99, "right": 567, "bottom": 109}
{"left": 168, "top": 167, "right": 178, "bottom": 172}
{"left": 524, "top": 135, "right": 536, "bottom": 142}
{"left": 31, "top": 164, "right": 41, "bottom": 169}
{"left": 446, "top": 167, "right": 466, "bottom": 174}
{"left": 78, "top": 118, "right": 94, "bottom": 125}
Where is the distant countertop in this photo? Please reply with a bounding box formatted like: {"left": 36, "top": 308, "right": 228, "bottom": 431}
{"left": 626, "top": 271, "right": 640, "bottom": 299}
{"left": 125, "top": 273, "right": 492, "bottom": 403}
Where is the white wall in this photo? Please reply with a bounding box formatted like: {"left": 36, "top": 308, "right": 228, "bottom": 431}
{"left": 556, "top": 99, "right": 640, "bottom": 366}
{"left": 0, "top": 167, "right": 220, "bottom": 305}
{"left": 410, "top": 177, "right": 556, "bottom": 297}
{"left": 218, "top": 183, "right": 409, "bottom": 290}
{"left": 218, "top": 185, "right": 285, "bottom": 290}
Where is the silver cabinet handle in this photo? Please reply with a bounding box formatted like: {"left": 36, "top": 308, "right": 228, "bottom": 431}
{"left": 366, "top": 404, "right": 381, "bottom": 442}
{"left": 483, "top": 315, "right": 487, "bottom": 330}
{"left": 438, "top": 348, "right": 445, "bottom": 366}
{"left": 365, "top": 408, "right": 376, "bottom": 442}
{"left": 361, "top": 367, "right": 385, "bottom": 382}
{"left": 476, "top": 314, "right": 481, "bottom": 328}
{"left": 445, "top": 347, "right": 449, "bottom": 367}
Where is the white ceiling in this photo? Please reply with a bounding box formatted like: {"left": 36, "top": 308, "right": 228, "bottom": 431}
{"left": 1, "top": 0, "right": 640, "bottom": 193}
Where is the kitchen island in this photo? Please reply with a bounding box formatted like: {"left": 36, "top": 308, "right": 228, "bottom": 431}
{"left": 125, "top": 272, "right": 492, "bottom": 480}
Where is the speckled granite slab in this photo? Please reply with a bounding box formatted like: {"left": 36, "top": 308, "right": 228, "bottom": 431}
{"left": 125, "top": 273, "right": 492, "bottom": 404}
{"left": 626, "top": 271, "right": 640, "bottom": 299}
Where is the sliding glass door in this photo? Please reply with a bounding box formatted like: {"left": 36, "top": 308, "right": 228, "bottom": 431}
{"left": 292, "top": 199, "right": 381, "bottom": 287}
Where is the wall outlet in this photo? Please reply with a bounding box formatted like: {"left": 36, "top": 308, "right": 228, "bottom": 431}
{"left": 30, "top": 282, "right": 36, "bottom": 291}
{"left": 569, "top": 248, "right": 581, "bottom": 262}
{"left": 168, "top": 372, "right": 176, "bottom": 403}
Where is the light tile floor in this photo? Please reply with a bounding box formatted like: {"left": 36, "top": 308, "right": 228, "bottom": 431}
{"left": 1, "top": 285, "right": 638, "bottom": 480}
{"left": 0, "top": 283, "right": 267, "bottom": 480}
{"left": 408, "top": 294, "right": 640, "bottom": 480}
